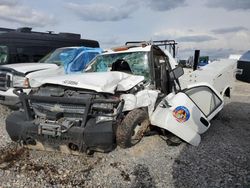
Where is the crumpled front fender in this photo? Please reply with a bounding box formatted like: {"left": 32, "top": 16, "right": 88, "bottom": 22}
{"left": 150, "top": 106, "right": 201, "bottom": 146}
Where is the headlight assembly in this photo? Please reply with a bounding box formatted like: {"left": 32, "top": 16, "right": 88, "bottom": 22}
{"left": 92, "top": 103, "right": 115, "bottom": 123}
{"left": 92, "top": 103, "right": 114, "bottom": 112}
{"left": 12, "top": 75, "right": 30, "bottom": 88}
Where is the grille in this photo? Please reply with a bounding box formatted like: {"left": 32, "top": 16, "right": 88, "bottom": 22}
{"left": 0, "top": 72, "right": 12, "bottom": 91}
{"left": 31, "top": 102, "right": 86, "bottom": 119}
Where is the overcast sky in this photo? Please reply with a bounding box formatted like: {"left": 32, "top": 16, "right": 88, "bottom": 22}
{"left": 0, "top": 0, "right": 249, "bottom": 59}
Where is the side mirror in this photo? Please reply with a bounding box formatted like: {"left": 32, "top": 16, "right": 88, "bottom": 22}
{"left": 170, "top": 66, "right": 184, "bottom": 80}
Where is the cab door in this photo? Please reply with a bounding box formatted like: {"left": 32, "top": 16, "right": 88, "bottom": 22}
{"left": 150, "top": 83, "right": 223, "bottom": 146}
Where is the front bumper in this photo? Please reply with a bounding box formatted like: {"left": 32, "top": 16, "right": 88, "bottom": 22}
{"left": 0, "top": 88, "right": 30, "bottom": 107}
{"left": 6, "top": 90, "right": 123, "bottom": 153}
{"left": 0, "top": 94, "right": 20, "bottom": 107}
{"left": 6, "top": 111, "right": 116, "bottom": 153}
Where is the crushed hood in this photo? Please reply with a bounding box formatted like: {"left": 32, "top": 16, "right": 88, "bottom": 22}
{"left": 1, "top": 63, "right": 58, "bottom": 74}
{"left": 29, "top": 71, "right": 145, "bottom": 94}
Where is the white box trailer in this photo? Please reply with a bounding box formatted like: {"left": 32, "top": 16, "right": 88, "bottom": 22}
{"left": 179, "top": 58, "right": 237, "bottom": 97}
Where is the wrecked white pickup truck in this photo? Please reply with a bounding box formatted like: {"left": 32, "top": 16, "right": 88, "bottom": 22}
{"left": 6, "top": 41, "right": 224, "bottom": 154}
{"left": 0, "top": 46, "right": 102, "bottom": 108}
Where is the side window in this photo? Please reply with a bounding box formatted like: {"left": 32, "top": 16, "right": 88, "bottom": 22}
{"left": 17, "top": 47, "right": 31, "bottom": 62}
{"left": 185, "top": 86, "right": 222, "bottom": 117}
{"left": 0, "top": 45, "right": 8, "bottom": 64}
{"left": 17, "top": 47, "right": 52, "bottom": 63}
{"left": 32, "top": 47, "right": 53, "bottom": 62}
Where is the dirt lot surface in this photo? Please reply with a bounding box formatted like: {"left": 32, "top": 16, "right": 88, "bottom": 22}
{"left": 0, "top": 80, "right": 249, "bottom": 188}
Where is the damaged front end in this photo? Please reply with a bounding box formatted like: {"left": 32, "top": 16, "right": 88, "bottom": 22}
{"left": 6, "top": 86, "right": 124, "bottom": 154}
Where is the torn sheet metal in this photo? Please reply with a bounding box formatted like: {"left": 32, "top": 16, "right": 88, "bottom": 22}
{"left": 121, "top": 90, "right": 159, "bottom": 115}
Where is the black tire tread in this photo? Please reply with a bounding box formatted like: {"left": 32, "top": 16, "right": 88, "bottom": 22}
{"left": 116, "top": 109, "right": 149, "bottom": 148}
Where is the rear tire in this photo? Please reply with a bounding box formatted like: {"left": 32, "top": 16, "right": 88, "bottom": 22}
{"left": 116, "top": 109, "right": 150, "bottom": 148}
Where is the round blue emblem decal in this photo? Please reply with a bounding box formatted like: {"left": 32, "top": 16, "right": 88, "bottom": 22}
{"left": 172, "top": 106, "right": 190, "bottom": 123}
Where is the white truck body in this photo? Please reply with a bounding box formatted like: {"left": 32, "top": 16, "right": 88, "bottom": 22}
{"left": 23, "top": 44, "right": 225, "bottom": 147}
{"left": 179, "top": 58, "right": 237, "bottom": 97}
{"left": 28, "top": 67, "right": 223, "bottom": 147}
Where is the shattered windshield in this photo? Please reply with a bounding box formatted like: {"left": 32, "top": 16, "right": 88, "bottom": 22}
{"left": 0, "top": 45, "right": 8, "bottom": 64}
{"left": 88, "top": 51, "right": 150, "bottom": 79}
{"left": 39, "top": 48, "right": 78, "bottom": 66}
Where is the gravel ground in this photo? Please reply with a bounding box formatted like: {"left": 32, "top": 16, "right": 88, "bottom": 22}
{"left": 0, "top": 106, "right": 11, "bottom": 149}
{"left": 0, "top": 80, "right": 249, "bottom": 188}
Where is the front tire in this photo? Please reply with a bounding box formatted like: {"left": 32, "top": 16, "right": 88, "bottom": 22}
{"left": 116, "top": 109, "right": 150, "bottom": 148}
